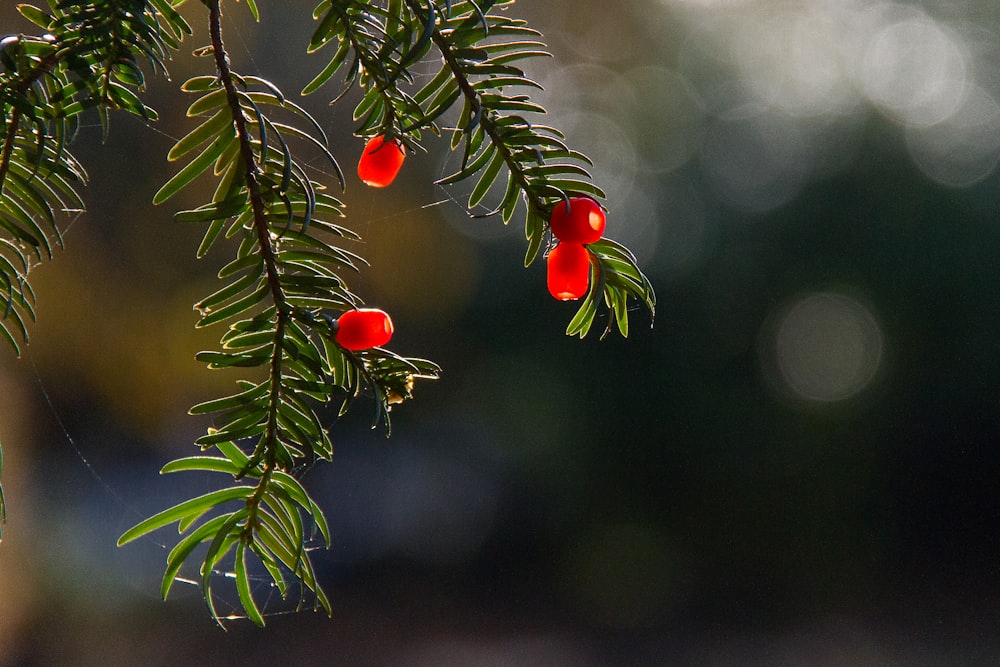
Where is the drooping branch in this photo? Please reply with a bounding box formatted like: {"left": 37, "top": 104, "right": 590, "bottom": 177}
{"left": 408, "top": 1, "right": 654, "bottom": 337}
{"left": 205, "top": 0, "right": 284, "bottom": 518}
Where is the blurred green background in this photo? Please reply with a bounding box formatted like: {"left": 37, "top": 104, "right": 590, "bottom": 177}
{"left": 3, "top": 0, "right": 1000, "bottom": 664}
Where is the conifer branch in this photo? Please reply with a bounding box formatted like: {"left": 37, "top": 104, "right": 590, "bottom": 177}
{"left": 120, "top": 0, "right": 440, "bottom": 626}
{"left": 206, "top": 0, "right": 285, "bottom": 545}
{"left": 207, "top": 0, "right": 287, "bottom": 470}
{"left": 407, "top": 0, "right": 656, "bottom": 337}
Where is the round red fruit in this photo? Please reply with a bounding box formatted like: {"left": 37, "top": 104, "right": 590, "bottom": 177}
{"left": 549, "top": 197, "right": 606, "bottom": 244}
{"left": 357, "top": 135, "right": 406, "bottom": 188}
{"left": 547, "top": 242, "right": 591, "bottom": 301}
{"left": 335, "top": 308, "right": 394, "bottom": 350}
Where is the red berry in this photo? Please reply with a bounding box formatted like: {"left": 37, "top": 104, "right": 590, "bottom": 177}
{"left": 357, "top": 135, "right": 405, "bottom": 188}
{"left": 546, "top": 242, "right": 591, "bottom": 301}
{"left": 548, "top": 197, "right": 606, "bottom": 244}
{"left": 335, "top": 308, "right": 394, "bottom": 350}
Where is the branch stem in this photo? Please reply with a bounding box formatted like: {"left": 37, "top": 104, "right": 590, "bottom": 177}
{"left": 412, "top": 1, "right": 549, "bottom": 215}
{"left": 207, "top": 0, "right": 286, "bottom": 491}
{"left": 0, "top": 115, "right": 19, "bottom": 193}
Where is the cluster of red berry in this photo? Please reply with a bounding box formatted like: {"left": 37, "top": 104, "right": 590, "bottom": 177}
{"left": 348, "top": 136, "right": 607, "bottom": 347}
{"left": 546, "top": 197, "right": 605, "bottom": 301}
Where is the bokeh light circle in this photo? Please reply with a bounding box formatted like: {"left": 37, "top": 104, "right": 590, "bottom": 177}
{"left": 905, "top": 84, "right": 1000, "bottom": 187}
{"left": 861, "top": 16, "right": 969, "bottom": 126}
{"left": 761, "top": 292, "right": 885, "bottom": 403}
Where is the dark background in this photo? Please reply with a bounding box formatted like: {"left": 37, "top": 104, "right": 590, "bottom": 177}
{"left": 2, "top": 1, "right": 1000, "bottom": 664}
